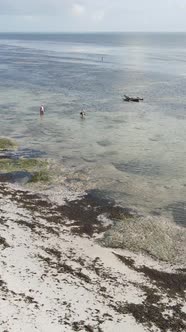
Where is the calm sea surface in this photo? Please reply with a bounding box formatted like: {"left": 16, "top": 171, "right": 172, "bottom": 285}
{"left": 0, "top": 32, "right": 186, "bottom": 224}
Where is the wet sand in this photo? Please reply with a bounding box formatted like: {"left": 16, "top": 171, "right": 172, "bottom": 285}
{"left": 0, "top": 183, "right": 186, "bottom": 332}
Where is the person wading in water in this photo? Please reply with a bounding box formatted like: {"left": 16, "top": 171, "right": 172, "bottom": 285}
{"left": 40, "top": 105, "right": 45, "bottom": 116}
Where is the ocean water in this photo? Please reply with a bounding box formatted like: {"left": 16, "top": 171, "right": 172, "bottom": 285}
{"left": 0, "top": 32, "right": 186, "bottom": 226}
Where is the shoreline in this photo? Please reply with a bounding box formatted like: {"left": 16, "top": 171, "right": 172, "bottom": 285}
{"left": 0, "top": 182, "right": 186, "bottom": 331}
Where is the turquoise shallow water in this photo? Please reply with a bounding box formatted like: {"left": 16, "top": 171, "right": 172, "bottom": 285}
{"left": 0, "top": 33, "right": 186, "bottom": 225}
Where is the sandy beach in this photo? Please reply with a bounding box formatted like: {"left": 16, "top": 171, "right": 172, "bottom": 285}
{"left": 0, "top": 182, "right": 186, "bottom": 332}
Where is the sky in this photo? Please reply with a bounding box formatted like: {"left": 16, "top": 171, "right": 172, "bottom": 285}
{"left": 0, "top": 0, "right": 186, "bottom": 32}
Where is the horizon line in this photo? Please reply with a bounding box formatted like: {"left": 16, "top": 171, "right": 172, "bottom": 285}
{"left": 0, "top": 31, "right": 186, "bottom": 34}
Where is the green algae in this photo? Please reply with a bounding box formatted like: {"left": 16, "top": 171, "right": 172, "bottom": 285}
{"left": 0, "top": 136, "right": 57, "bottom": 184}
{"left": 0, "top": 158, "right": 48, "bottom": 173}
{"left": 0, "top": 158, "right": 50, "bottom": 184}
{"left": 0, "top": 138, "right": 17, "bottom": 151}
{"left": 28, "top": 170, "right": 50, "bottom": 183}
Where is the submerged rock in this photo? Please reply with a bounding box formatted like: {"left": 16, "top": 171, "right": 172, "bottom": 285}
{"left": 0, "top": 171, "right": 32, "bottom": 184}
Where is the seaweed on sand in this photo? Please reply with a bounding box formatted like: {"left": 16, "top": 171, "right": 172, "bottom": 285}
{"left": 0, "top": 236, "right": 10, "bottom": 249}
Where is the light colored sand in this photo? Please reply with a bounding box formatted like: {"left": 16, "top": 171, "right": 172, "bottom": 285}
{"left": 0, "top": 183, "right": 185, "bottom": 332}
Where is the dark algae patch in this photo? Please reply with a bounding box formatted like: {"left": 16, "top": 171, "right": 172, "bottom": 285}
{"left": 0, "top": 185, "right": 131, "bottom": 238}
{"left": 113, "top": 253, "right": 135, "bottom": 269}
{"left": 139, "top": 266, "right": 186, "bottom": 296}
{"left": 0, "top": 236, "right": 10, "bottom": 249}
{"left": 113, "top": 252, "right": 186, "bottom": 331}
{"left": 0, "top": 183, "right": 186, "bottom": 268}
{"left": 38, "top": 254, "right": 91, "bottom": 284}
{"left": 57, "top": 189, "right": 135, "bottom": 237}
{"left": 124, "top": 302, "right": 186, "bottom": 332}
{"left": 114, "top": 252, "right": 186, "bottom": 297}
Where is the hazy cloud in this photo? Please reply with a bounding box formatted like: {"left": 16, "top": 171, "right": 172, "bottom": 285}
{"left": 0, "top": 0, "right": 186, "bottom": 31}
{"left": 92, "top": 10, "right": 105, "bottom": 21}
{"left": 0, "top": 0, "right": 70, "bottom": 15}
{"left": 71, "top": 4, "right": 85, "bottom": 16}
